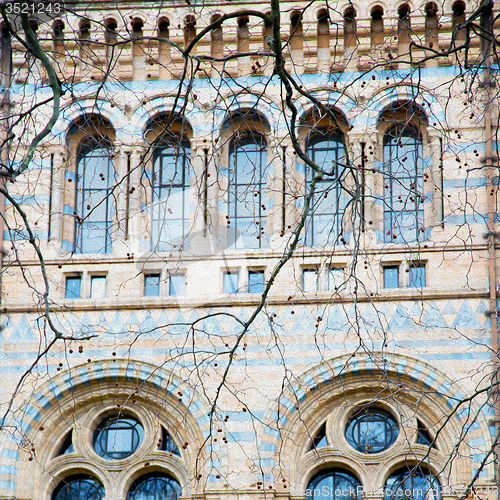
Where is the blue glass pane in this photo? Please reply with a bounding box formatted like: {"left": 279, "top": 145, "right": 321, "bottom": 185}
{"left": 306, "top": 470, "right": 361, "bottom": 500}
{"left": 384, "top": 468, "right": 440, "bottom": 500}
{"left": 151, "top": 143, "right": 190, "bottom": 251}
{"left": 305, "top": 134, "right": 347, "bottom": 246}
{"left": 309, "top": 424, "right": 328, "bottom": 450}
{"left": 65, "top": 277, "right": 81, "bottom": 299}
{"left": 223, "top": 272, "right": 239, "bottom": 294}
{"left": 384, "top": 266, "right": 399, "bottom": 288}
{"left": 144, "top": 274, "right": 160, "bottom": 296}
{"left": 345, "top": 409, "right": 399, "bottom": 453}
{"left": 248, "top": 271, "right": 265, "bottom": 293}
{"left": 160, "top": 428, "right": 180, "bottom": 455}
{"left": 53, "top": 477, "right": 104, "bottom": 500}
{"left": 94, "top": 417, "right": 144, "bottom": 460}
{"left": 169, "top": 275, "right": 185, "bottom": 296}
{"left": 76, "top": 142, "right": 113, "bottom": 254}
{"left": 409, "top": 265, "right": 426, "bottom": 288}
{"left": 383, "top": 131, "right": 423, "bottom": 243}
{"left": 228, "top": 134, "right": 267, "bottom": 249}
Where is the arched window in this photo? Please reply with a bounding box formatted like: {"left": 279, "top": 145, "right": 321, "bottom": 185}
{"left": 128, "top": 473, "right": 181, "bottom": 500}
{"left": 0, "top": 24, "right": 11, "bottom": 88}
{"left": 151, "top": 137, "right": 191, "bottom": 251}
{"left": 52, "top": 476, "right": 104, "bottom": 500}
{"left": 383, "top": 128, "right": 423, "bottom": 243}
{"left": 425, "top": 3, "right": 439, "bottom": 48}
{"left": 305, "top": 133, "right": 346, "bottom": 246}
{"left": 452, "top": 1, "right": 466, "bottom": 42}
{"left": 75, "top": 139, "right": 114, "bottom": 253}
{"left": 384, "top": 467, "right": 441, "bottom": 500}
{"left": 371, "top": 6, "right": 384, "bottom": 46}
{"left": 343, "top": 8, "right": 357, "bottom": 55}
{"left": 228, "top": 133, "right": 267, "bottom": 249}
{"left": 306, "top": 469, "right": 362, "bottom": 500}
{"left": 398, "top": 4, "right": 411, "bottom": 48}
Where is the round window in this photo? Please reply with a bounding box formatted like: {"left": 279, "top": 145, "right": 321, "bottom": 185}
{"left": 345, "top": 408, "right": 399, "bottom": 453}
{"left": 94, "top": 416, "right": 144, "bottom": 460}
{"left": 52, "top": 476, "right": 104, "bottom": 500}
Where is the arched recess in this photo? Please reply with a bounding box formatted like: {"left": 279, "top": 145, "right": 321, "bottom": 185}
{"left": 52, "top": 99, "right": 129, "bottom": 145}
{"left": 130, "top": 96, "right": 205, "bottom": 140}
{"left": 258, "top": 352, "right": 493, "bottom": 496}
{"left": 8, "top": 359, "right": 212, "bottom": 500}
{"left": 361, "top": 85, "right": 445, "bottom": 130}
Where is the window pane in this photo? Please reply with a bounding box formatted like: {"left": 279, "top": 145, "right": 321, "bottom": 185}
{"left": 53, "top": 477, "right": 104, "bottom": 500}
{"left": 248, "top": 270, "right": 265, "bottom": 293}
{"left": 305, "top": 134, "right": 347, "bottom": 247}
{"left": 384, "top": 266, "right": 399, "bottom": 288}
{"left": 76, "top": 141, "right": 114, "bottom": 254}
{"left": 409, "top": 264, "right": 426, "bottom": 288}
{"left": 144, "top": 274, "right": 160, "bottom": 296}
{"left": 90, "top": 276, "right": 106, "bottom": 298}
{"left": 228, "top": 134, "right": 267, "bottom": 249}
{"left": 223, "top": 272, "right": 239, "bottom": 294}
{"left": 151, "top": 141, "right": 190, "bottom": 251}
{"left": 306, "top": 470, "right": 361, "bottom": 500}
{"left": 169, "top": 274, "right": 185, "bottom": 296}
{"left": 65, "top": 277, "right": 81, "bottom": 299}
{"left": 128, "top": 474, "right": 181, "bottom": 500}
{"left": 303, "top": 269, "right": 318, "bottom": 292}
{"left": 383, "top": 131, "right": 423, "bottom": 243}
{"left": 384, "top": 468, "right": 441, "bottom": 500}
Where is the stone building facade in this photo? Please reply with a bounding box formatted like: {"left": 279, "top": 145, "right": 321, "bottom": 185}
{"left": 0, "top": 0, "right": 498, "bottom": 500}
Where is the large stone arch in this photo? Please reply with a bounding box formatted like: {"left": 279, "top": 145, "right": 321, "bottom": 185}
{"left": 1, "top": 359, "right": 220, "bottom": 500}
{"left": 257, "top": 352, "right": 493, "bottom": 495}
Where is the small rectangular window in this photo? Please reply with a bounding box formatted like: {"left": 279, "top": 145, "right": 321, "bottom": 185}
{"left": 409, "top": 263, "right": 426, "bottom": 288}
{"left": 144, "top": 274, "right": 160, "bottom": 296}
{"left": 223, "top": 271, "right": 239, "bottom": 294}
{"left": 383, "top": 266, "right": 399, "bottom": 289}
{"left": 302, "top": 269, "right": 318, "bottom": 292}
{"left": 90, "top": 276, "right": 106, "bottom": 298}
{"left": 248, "top": 270, "right": 265, "bottom": 293}
{"left": 328, "top": 267, "right": 345, "bottom": 291}
{"left": 169, "top": 274, "right": 185, "bottom": 296}
{"left": 65, "top": 276, "right": 81, "bottom": 299}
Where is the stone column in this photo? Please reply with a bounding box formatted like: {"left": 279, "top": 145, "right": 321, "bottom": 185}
{"left": 49, "top": 149, "right": 66, "bottom": 248}
{"left": 427, "top": 132, "right": 443, "bottom": 228}
{"left": 129, "top": 146, "right": 145, "bottom": 250}
{"left": 115, "top": 147, "right": 129, "bottom": 242}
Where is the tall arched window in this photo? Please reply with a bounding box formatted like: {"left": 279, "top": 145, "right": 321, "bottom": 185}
{"left": 305, "top": 133, "right": 346, "bottom": 246}
{"left": 151, "top": 138, "right": 191, "bottom": 251}
{"left": 228, "top": 133, "right": 267, "bottom": 249}
{"left": 128, "top": 473, "right": 181, "bottom": 500}
{"left": 383, "top": 129, "right": 423, "bottom": 243}
{"left": 75, "top": 139, "right": 114, "bottom": 253}
{"left": 306, "top": 469, "right": 362, "bottom": 500}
